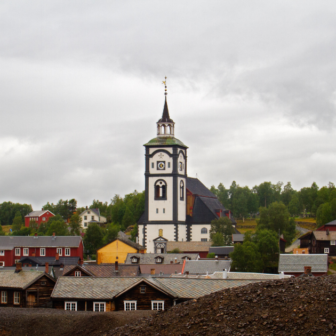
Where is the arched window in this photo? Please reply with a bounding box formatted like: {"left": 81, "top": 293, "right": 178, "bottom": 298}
{"left": 180, "top": 180, "right": 184, "bottom": 200}
{"left": 155, "top": 180, "right": 167, "bottom": 200}
{"left": 201, "top": 227, "right": 207, "bottom": 234}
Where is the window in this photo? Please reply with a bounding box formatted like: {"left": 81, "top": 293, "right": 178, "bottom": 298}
{"left": 15, "top": 248, "right": 20, "bottom": 256}
{"left": 40, "top": 248, "right": 45, "bottom": 256}
{"left": 155, "top": 257, "right": 163, "bottom": 264}
{"left": 41, "top": 281, "right": 46, "bottom": 286}
{"left": 201, "top": 227, "right": 208, "bottom": 234}
{"left": 156, "top": 208, "right": 158, "bottom": 214}
{"left": 75, "top": 271, "right": 81, "bottom": 277}
{"left": 42, "top": 217, "right": 46, "bottom": 221}
{"left": 88, "top": 211, "right": 90, "bottom": 214}
{"left": 131, "top": 257, "right": 139, "bottom": 264}
{"left": 168, "top": 162, "right": 171, "bottom": 168}
{"left": 94, "top": 302, "right": 106, "bottom": 312}
{"left": 14, "top": 292, "right": 20, "bottom": 305}
{"left": 57, "top": 248, "right": 62, "bottom": 256}
{"left": 180, "top": 180, "right": 184, "bottom": 200}
{"left": 65, "top": 302, "right": 77, "bottom": 311}
{"left": 155, "top": 180, "right": 167, "bottom": 200}
{"left": 331, "top": 240, "right": 336, "bottom": 245}
{"left": 0, "top": 250, "right": 4, "bottom": 256}
{"left": 0, "top": 262, "right": 4, "bottom": 267}
{"left": 179, "top": 162, "right": 182, "bottom": 171}
{"left": 159, "top": 229, "right": 163, "bottom": 237}
{"left": 84, "top": 222, "right": 88, "bottom": 227}
{"left": 201, "top": 238, "right": 208, "bottom": 242}
{"left": 124, "top": 301, "right": 137, "bottom": 311}
{"left": 324, "top": 248, "right": 330, "bottom": 254}
{"left": 65, "top": 248, "right": 71, "bottom": 256}
{"left": 140, "top": 286, "right": 146, "bottom": 294}
{"left": 23, "top": 248, "right": 29, "bottom": 256}
{"left": 151, "top": 162, "right": 154, "bottom": 169}
{"left": 152, "top": 301, "right": 164, "bottom": 311}
{"left": 84, "top": 216, "right": 87, "bottom": 220}
{"left": 91, "top": 216, "right": 94, "bottom": 220}
{"left": 163, "top": 208, "right": 165, "bottom": 214}
{"left": 1, "top": 291, "right": 7, "bottom": 304}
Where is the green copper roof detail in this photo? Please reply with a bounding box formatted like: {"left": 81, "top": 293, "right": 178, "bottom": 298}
{"left": 144, "top": 137, "right": 188, "bottom": 148}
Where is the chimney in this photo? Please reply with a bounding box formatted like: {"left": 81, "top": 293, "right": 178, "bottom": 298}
{"left": 223, "top": 269, "right": 228, "bottom": 279}
{"left": 15, "top": 262, "right": 22, "bottom": 273}
{"left": 304, "top": 266, "right": 312, "bottom": 275}
{"left": 55, "top": 253, "right": 59, "bottom": 261}
{"left": 45, "top": 262, "right": 49, "bottom": 274}
{"left": 86, "top": 206, "right": 88, "bottom": 210}
{"left": 34, "top": 233, "right": 38, "bottom": 239}
{"left": 150, "top": 268, "right": 155, "bottom": 275}
{"left": 185, "top": 271, "right": 189, "bottom": 277}
{"left": 42, "top": 207, "right": 44, "bottom": 211}
{"left": 174, "top": 258, "right": 177, "bottom": 264}
{"left": 32, "top": 252, "right": 36, "bottom": 257}
{"left": 327, "top": 229, "right": 330, "bottom": 236}
{"left": 78, "top": 258, "right": 83, "bottom": 266}
{"left": 170, "top": 260, "right": 173, "bottom": 264}
{"left": 215, "top": 255, "right": 218, "bottom": 261}
{"left": 115, "top": 261, "right": 119, "bottom": 271}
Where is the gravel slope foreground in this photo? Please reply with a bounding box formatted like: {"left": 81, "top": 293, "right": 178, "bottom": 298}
{"left": 0, "top": 308, "right": 154, "bottom": 336}
{"left": 110, "top": 275, "right": 336, "bottom": 336}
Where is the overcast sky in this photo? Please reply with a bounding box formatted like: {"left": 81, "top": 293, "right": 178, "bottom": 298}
{"left": 1, "top": 1, "right": 336, "bottom": 209}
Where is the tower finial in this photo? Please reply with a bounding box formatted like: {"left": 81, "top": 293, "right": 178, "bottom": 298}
{"left": 162, "top": 76, "right": 167, "bottom": 96}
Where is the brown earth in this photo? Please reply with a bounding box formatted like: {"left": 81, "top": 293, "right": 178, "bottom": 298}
{"left": 109, "top": 275, "right": 336, "bottom": 336}
{"left": 0, "top": 308, "right": 154, "bottom": 336}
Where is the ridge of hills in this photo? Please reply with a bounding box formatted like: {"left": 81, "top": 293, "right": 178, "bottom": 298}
{"left": 109, "top": 275, "right": 336, "bottom": 336}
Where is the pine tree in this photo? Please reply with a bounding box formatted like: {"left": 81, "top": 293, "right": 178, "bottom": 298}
{"left": 12, "top": 211, "right": 23, "bottom": 232}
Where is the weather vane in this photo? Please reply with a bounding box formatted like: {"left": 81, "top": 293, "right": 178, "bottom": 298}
{"left": 162, "top": 76, "right": 167, "bottom": 96}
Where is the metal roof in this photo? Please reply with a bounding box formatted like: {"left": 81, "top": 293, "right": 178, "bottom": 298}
{"left": 209, "top": 246, "right": 234, "bottom": 255}
{"left": 25, "top": 210, "right": 55, "bottom": 217}
{"left": 184, "top": 260, "right": 231, "bottom": 274}
{"left": 20, "top": 256, "right": 80, "bottom": 266}
{"left": 278, "top": 254, "right": 328, "bottom": 273}
{"left": 140, "top": 264, "right": 183, "bottom": 275}
{"left": 0, "top": 236, "right": 82, "bottom": 249}
{"left": 125, "top": 253, "right": 198, "bottom": 264}
{"left": 186, "top": 177, "right": 217, "bottom": 198}
{"left": 144, "top": 137, "right": 188, "bottom": 148}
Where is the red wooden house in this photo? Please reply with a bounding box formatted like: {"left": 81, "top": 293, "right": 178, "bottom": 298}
{"left": 316, "top": 219, "right": 336, "bottom": 231}
{"left": 0, "top": 235, "right": 83, "bottom": 267}
{"left": 24, "top": 210, "right": 55, "bottom": 228}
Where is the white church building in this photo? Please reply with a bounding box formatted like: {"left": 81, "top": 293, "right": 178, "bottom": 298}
{"left": 138, "top": 83, "right": 236, "bottom": 253}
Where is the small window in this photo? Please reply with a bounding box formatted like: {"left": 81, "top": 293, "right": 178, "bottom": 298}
{"left": 84, "top": 216, "right": 87, "bottom": 220}
{"left": 155, "top": 180, "right": 167, "bottom": 200}
{"left": 151, "top": 162, "right": 154, "bottom": 169}
{"left": 131, "top": 257, "right": 138, "bottom": 264}
{"left": 57, "top": 248, "right": 62, "bottom": 256}
{"left": 40, "top": 248, "right": 45, "bottom": 256}
{"left": 42, "top": 217, "right": 46, "bottom": 221}
{"left": 91, "top": 216, "right": 94, "bottom": 220}
{"left": 124, "top": 301, "right": 137, "bottom": 311}
{"left": 1, "top": 291, "right": 7, "bottom": 304}
{"left": 88, "top": 211, "right": 90, "bottom": 214}
{"left": 84, "top": 222, "right": 88, "bottom": 227}
{"left": 331, "top": 240, "right": 336, "bottom": 245}
{"left": 23, "top": 248, "right": 29, "bottom": 256}
{"left": 152, "top": 301, "right": 164, "bottom": 311}
{"left": 168, "top": 162, "right": 171, "bottom": 168}
{"left": 75, "top": 271, "right": 81, "bottom": 277}
{"left": 180, "top": 180, "right": 184, "bottom": 200}
{"left": 65, "top": 302, "right": 77, "bottom": 311}
{"left": 201, "top": 238, "right": 208, "bottom": 242}
{"left": 324, "top": 248, "right": 330, "bottom": 254}
{"left": 201, "top": 228, "right": 207, "bottom": 234}
{"left": 65, "top": 248, "right": 71, "bottom": 256}
{"left": 94, "top": 302, "right": 106, "bottom": 312}
{"left": 155, "top": 257, "right": 163, "bottom": 264}
{"left": 0, "top": 262, "right": 4, "bottom": 267}
{"left": 14, "top": 292, "right": 20, "bottom": 305}
{"left": 15, "top": 248, "right": 20, "bottom": 256}
{"left": 41, "top": 281, "right": 47, "bottom": 286}
{"left": 156, "top": 208, "right": 158, "bottom": 214}
{"left": 0, "top": 250, "right": 4, "bottom": 256}
{"left": 163, "top": 208, "right": 165, "bottom": 214}
{"left": 140, "top": 286, "right": 146, "bottom": 294}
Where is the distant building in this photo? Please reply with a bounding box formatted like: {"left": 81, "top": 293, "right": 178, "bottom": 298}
{"left": 79, "top": 208, "right": 106, "bottom": 229}
{"left": 24, "top": 209, "right": 55, "bottom": 228}
{"left": 300, "top": 230, "right": 336, "bottom": 256}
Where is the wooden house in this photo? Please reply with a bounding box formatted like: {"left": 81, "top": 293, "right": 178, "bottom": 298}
{"left": 0, "top": 263, "right": 55, "bottom": 308}
{"left": 24, "top": 209, "right": 55, "bottom": 228}
{"left": 97, "top": 232, "right": 146, "bottom": 264}
{"left": 300, "top": 230, "right": 336, "bottom": 256}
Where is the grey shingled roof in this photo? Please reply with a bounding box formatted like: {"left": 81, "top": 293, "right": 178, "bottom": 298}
{"left": 278, "top": 254, "right": 328, "bottom": 273}
{"left": 125, "top": 253, "right": 199, "bottom": 264}
{"left": 184, "top": 260, "right": 231, "bottom": 274}
{"left": 326, "top": 220, "right": 336, "bottom": 226}
{"left": 25, "top": 210, "right": 54, "bottom": 217}
{"left": 20, "top": 256, "right": 80, "bottom": 266}
{"left": 209, "top": 246, "right": 234, "bottom": 255}
{"left": 186, "top": 177, "right": 217, "bottom": 198}
{"left": 232, "top": 234, "right": 244, "bottom": 242}
{"left": 0, "top": 236, "right": 82, "bottom": 250}
{"left": 313, "top": 231, "right": 336, "bottom": 241}
{"left": 117, "top": 232, "right": 145, "bottom": 250}
{"left": 167, "top": 241, "right": 212, "bottom": 252}
{"left": 0, "top": 270, "right": 54, "bottom": 289}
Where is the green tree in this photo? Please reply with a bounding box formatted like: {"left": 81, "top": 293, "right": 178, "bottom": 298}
{"left": 0, "top": 224, "right": 5, "bottom": 236}
{"left": 281, "top": 182, "right": 295, "bottom": 206}
{"left": 46, "top": 220, "right": 68, "bottom": 236}
{"left": 69, "top": 214, "right": 82, "bottom": 236}
{"left": 210, "top": 217, "right": 234, "bottom": 246}
{"left": 11, "top": 227, "right": 31, "bottom": 236}
{"left": 288, "top": 194, "right": 300, "bottom": 216}
{"left": 29, "top": 220, "right": 38, "bottom": 231}
{"left": 12, "top": 211, "right": 23, "bottom": 232}
{"left": 316, "top": 203, "right": 333, "bottom": 228}
{"left": 230, "top": 242, "right": 263, "bottom": 272}
{"left": 206, "top": 253, "right": 216, "bottom": 258}
{"left": 84, "top": 223, "right": 104, "bottom": 254}
{"left": 103, "top": 223, "right": 120, "bottom": 245}
{"left": 130, "top": 223, "right": 138, "bottom": 242}
{"left": 255, "top": 229, "right": 279, "bottom": 271}
{"left": 121, "top": 206, "right": 135, "bottom": 231}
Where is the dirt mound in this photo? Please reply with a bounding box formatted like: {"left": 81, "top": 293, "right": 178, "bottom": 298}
{"left": 0, "top": 308, "right": 154, "bottom": 336}
{"left": 109, "top": 275, "right": 336, "bottom": 336}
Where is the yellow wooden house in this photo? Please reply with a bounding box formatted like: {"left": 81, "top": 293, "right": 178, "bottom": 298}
{"left": 97, "top": 235, "right": 146, "bottom": 264}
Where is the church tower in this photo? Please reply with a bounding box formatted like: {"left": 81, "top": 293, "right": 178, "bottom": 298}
{"left": 138, "top": 79, "right": 188, "bottom": 253}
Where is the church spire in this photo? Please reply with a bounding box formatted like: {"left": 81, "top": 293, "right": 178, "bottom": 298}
{"left": 157, "top": 77, "right": 175, "bottom": 137}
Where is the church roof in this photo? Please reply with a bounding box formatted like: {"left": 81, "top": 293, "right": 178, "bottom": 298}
{"left": 186, "top": 177, "right": 217, "bottom": 198}
{"left": 144, "top": 137, "right": 188, "bottom": 148}
{"left": 158, "top": 98, "right": 174, "bottom": 123}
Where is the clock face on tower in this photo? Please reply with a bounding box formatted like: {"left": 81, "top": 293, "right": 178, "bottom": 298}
{"left": 157, "top": 161, "right": 165, "bottom": 170}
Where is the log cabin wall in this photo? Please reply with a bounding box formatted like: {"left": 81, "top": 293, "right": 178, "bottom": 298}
{"left": 0, "top": 289, "right": 25, "bottom": 308}
{"left": 116, "top": 282, "right": 173, "bottom": 311}
{"left": 53, "top": 299, "right": 114, "bottom": 311}
{"left": 25, "top": 275, "right": 55, "bottom": 307}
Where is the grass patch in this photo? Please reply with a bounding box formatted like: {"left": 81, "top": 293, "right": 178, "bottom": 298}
{"left": 2, "top": 225, "right": 12, "bottom": 234}
{"left": 295, "top": 217, "right": 316, "bottom": 223}
{"left": 329, "top": 263, "right": 336, "bottom": 271}
{"left": 238, "top": 227, "right": 257, "bottom": 234}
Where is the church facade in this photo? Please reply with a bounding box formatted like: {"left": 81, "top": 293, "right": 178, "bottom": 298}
{"left": 138, "top": 85, "right": 235, "bottom": 253}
